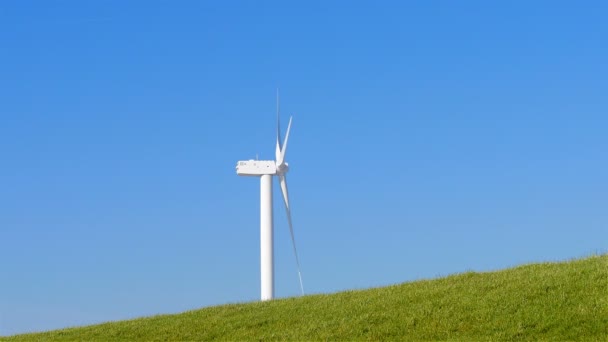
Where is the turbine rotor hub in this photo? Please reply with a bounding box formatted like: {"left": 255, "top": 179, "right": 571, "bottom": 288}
{"left": 276, "top": 162, "right": 289, "bottom": 175}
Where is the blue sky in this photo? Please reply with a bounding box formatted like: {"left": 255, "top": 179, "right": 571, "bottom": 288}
{"left": 1, "top": 0, "right": 607, "bottom": 335}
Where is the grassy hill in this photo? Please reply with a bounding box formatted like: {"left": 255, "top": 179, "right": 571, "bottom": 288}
{"left": 6, "top": 254, "right": 607, "bottom": 341}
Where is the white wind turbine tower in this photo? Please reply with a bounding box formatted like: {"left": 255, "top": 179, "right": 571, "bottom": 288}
{"left": 235, "top": 92, "right": 304, "bottom": 301}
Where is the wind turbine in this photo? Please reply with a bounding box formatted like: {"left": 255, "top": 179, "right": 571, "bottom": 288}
{"left": 235, "top": 92, "right": 303, "bottom": 301}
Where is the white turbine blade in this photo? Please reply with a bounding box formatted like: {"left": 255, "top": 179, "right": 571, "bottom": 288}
{"left": 279, "top": 174, "right": 304, "bottom": 295}
{"left": 277, "top": 116, "right": 292, "bottom": 167}
{"left": 275, "top": 89, "right": 282, "bottom": 162}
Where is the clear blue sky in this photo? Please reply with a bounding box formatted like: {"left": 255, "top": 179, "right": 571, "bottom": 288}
{"left": 1, "top": 0, "right": 607, "bottom": 335}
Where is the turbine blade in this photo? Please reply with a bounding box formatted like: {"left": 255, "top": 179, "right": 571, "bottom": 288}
{"left": 279, "top": 174, "right": 304, "bottom": 295}
{"left": 275, "top": 89, "right": 282, "bottom": 162}
{"left": 277, "top": 116, "right": 292, "bottom": 167}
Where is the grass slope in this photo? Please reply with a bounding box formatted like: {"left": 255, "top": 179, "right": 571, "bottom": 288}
{"left": 6, "top": 255, "right": 607, "bottom": 341}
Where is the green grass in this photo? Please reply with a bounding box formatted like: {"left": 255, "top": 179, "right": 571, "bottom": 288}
{"left": 5, "top": 254, "right": 607, "bottom": 341}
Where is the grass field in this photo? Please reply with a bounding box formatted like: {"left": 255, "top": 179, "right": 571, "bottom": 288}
{"left": 5, "top": 254, "right": 607, "bottom": 341}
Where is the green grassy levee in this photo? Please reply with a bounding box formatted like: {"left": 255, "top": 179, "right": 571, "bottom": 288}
{"left": 5, "top": 254, "right": 607, "bottom": 341}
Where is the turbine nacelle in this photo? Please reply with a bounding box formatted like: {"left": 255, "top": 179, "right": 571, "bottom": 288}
{"left": 235, "top": 160, "right": 289, "bottom": 176}
{"left": 236, "top": 160, "right": 277, "bottom": 176}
